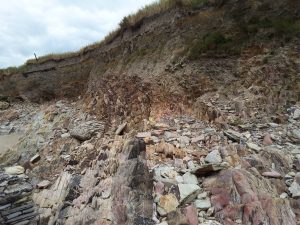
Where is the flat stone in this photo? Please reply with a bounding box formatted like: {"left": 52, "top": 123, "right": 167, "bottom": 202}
{"left": 191, "top": 164, "right": 225, "bottom": 176}
{"left": 205, "top": 150, "right": 222, "bottom": 164}
{"left": 224, "top": 129, "right": 244, "bottom": 142}
{"left": 262, "top": 171, "right": 282, "bottom": 178}
{"left": 178, "top": 183, "right": 201, "bottom": 204}
{"left": 4, "top": 166, "right": 25, "bottom": 175}
{"left": 178, "top": 136, "right": 190, "bottom": 147}
{"left": 246, "top": 142, "right": 261, "bottom": 152}
{"left": 195, "top": 198, "right": 211, "bottom": 210}
{"left": 191, "top": 135, "right": 205, "bottom": 143}
{"left": 158, "top": 194, "right": 179, "bottom": 213}
{"left": 182, "top": 172, "right": 198, "bottom": 185}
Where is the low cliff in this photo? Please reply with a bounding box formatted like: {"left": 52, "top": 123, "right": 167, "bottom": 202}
{"left": 0, "top": 0, "right": 299, "bottom": 123}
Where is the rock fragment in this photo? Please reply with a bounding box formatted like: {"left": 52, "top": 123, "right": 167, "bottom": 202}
{"left": 4, "top": 166, "right": 25, "bottom": 175}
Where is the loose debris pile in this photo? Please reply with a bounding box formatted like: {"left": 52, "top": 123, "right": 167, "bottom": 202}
{"left": 0, "top": 100, "right": 299, "bottom": 225}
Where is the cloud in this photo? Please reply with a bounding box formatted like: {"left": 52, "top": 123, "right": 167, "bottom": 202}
{"left": 0, "top": 0, "right": 156, "bottom": 68}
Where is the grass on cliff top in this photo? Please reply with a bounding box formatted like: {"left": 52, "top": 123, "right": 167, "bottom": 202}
{"left": 22, "top": 0, "right": 207, "bottom": 66}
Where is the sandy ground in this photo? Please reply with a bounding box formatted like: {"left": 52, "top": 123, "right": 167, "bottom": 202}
{"left": 0, "top": 133, "right": 22, "bottom": 153}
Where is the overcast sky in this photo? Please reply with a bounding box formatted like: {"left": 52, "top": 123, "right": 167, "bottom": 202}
{"left": 0, "top": 0, "right": 156, "bottom": 68}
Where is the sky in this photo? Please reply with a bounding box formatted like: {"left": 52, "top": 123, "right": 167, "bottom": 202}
{"left": 0, "top": 0, "right": 156, "bottom": 68}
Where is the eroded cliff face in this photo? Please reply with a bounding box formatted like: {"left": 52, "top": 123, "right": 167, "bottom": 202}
{"left": 1, "top": 0, "right": 299, "bottom": 120}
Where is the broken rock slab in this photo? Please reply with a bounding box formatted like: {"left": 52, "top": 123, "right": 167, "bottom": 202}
{"left": 224, "top": 129, "right": 245, "bottom": 142}
{"left": 191, "top": 164, "right": 226, "bottom": 176}
{"left": 178, "top": 183, "right": 201, "bottom": 205}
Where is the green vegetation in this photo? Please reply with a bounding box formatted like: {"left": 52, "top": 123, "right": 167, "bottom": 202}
{"left": 240, "top": 16, "right": 300, "bottom": 39}
{"left": 0, "top": 65, "right": 27, "bottom": 75}
{"left": 188, "top": 32, "right": 241, "bottom": 59}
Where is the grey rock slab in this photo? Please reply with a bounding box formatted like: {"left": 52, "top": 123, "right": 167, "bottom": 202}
{"left": 289, "top": 177, "right": 300, "bottom": 198}
{"left": 182, "top": 172, "right": 198, "bottom": 185}
{"left": 205, "top": 150, "right": 222, "bottom": 164}
{"left": 224, "top": 129, "right": 244, "bottom": 142}
{"left": 178, "top": 183, "right": 201, "bottom": 204}
{"left": 246, "top": 142, "right": 261, "bottom": 152}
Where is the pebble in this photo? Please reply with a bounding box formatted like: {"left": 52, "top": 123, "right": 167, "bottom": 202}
{"left": 280, "top": 192, "right": 288, "bottom": 199}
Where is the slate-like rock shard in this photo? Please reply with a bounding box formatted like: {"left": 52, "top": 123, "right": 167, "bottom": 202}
{"left": 112, "top": 139, "right": 154, "bottom": 225}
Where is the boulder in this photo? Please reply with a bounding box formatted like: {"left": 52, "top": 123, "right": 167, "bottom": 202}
{"left": 203, "top": 169, "right": 296, "bottom": 225}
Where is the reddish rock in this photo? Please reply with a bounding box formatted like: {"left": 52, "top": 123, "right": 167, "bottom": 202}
{"left": 263, "top": 134, "right": 273, "bottom": 146}
{"left": 184, "top": 205, "right": 198, "bottom": 225}
{"left": 155, "top": 181, "right": 165, "bottom": 195}
{"left": 203, "top": 169, "right": 296, "bottom": 225}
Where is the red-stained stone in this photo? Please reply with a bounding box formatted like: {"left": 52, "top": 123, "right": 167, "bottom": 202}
{"left": 155, "top": 181, "right": 165, "bottom": 195}
{"left": 184, "top": 205, "right": 198, "bottom": 225}
{"left": 263, "top": 134, "right": 273, "bottom": 146}
{"left": 203, "top": 169, "right": 296, "bottom": 225}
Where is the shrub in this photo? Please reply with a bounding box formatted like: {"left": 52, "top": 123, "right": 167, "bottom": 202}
{"left": 188, "top": 32, "right": 240, "bottom": 59}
